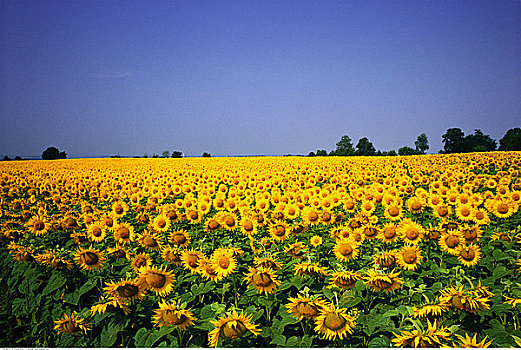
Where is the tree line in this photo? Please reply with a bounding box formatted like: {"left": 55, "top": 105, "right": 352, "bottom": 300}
{"left": 308, "top": 127, "right": 521, "bottom": 157}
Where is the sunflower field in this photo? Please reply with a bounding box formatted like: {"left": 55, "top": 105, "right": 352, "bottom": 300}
{"left": 1, "top": 153, "right": 521, "bottom": 347}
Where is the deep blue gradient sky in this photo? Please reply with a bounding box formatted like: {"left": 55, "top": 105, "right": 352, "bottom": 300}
{"left": 1, "top": 0, "right": 520, "bottom": 158}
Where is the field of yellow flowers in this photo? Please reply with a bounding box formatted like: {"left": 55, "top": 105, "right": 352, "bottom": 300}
{"left": 1, "top": 153, "right": 521, "bottom": 347}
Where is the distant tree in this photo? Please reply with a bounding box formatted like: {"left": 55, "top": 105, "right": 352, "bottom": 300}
{"left": 334, "top": 135, "right": 355, "bottom": 156}
{"left": 463, "top": 129, "right": 496, "bottom": 152}
{"left": 42, "top": 147, "right": 66, "bottom": 160}
{"left": 171, "top": 150, "right": 183, "bottom": 158}
{"left": 387, "top": 150, "right": 397, "bottom": 156}
{"left": 398, "top": 146, "right": 418, "bottom": 156}
{"left": 316, "top": 150, "right": 328, "bottom": 156}
{"left": 143, "top": 153, "right": 149, "bottom": 158}
{"left": 355, "top": 137, "right": 376, "bottom": 156}
{"left": 414, "top": 133, "right": 429, "bottom": 154}
{"left": 499, "top": 128, "right": 521, "bottom": 151}
{"left": 152, "top": 154, "right": 159, "bottom": 158}
{"left": 3, "top": 155, "right": 11, "bottom": 161}
{"left": 14, "top": 156, "right": 22, "bottom": 160}
{"left": 162, "top": 150, "right": 170, "bottom": 158}
{"left": 202, "top": 152, "right": 211, "bottom": 157}
{"left": 307, "top": 151, "right": 316, "bottom": 157}
{"left": 442, "top": 128, "right": 466, "bottom": 153}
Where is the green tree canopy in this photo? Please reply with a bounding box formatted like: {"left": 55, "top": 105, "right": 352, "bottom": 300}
{"left": 398, "top": 146, "right": 418, "bottom": 156}
{"left": 171, "top": 150, "right": 183, "bottom": 158}
{"left": 414, "top": 133, "right": 429, "bottom": 154}
{"left": 42, "top": 147, "right": 66, "bottom": 160}
{"left": 499, "top": 127, "right": 521, "bottom": 151}
{"left": 442, "top": 128, "right": 465, "bottom": 153}
{"left": 334, "top": 135, "right": 355, "bottom": 156}
{"left": 355, "top": 137, "right": 376, "bottom": 156}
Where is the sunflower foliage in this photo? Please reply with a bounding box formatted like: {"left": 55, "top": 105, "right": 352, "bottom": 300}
{"left": 0, "top": 153, "right": 521, "bottom": 347}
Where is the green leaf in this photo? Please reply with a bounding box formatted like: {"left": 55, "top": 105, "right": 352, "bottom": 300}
{"left": 493, "top": 266, "right": 508, "bottom": 280}
{"left": 286, "top": 335, "right": 313, "bottom": 347}
{"left": 368, "top": 335, "right": 390, "bottom": 347}
{"left": 270, "top": 334, "right": 286, "bottom": 346}
{"left": 134, "top": 327, "right": 149, "bottom": 347}
{"left": 100, "top": 322, "right": 119, "bottom": 347}
{"left": 41, "top": 272, "right": 66, "bottom": 296}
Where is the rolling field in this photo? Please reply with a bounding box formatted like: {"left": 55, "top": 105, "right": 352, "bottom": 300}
{"left": 1, "top": 153, "right": 521, "bottom": 347}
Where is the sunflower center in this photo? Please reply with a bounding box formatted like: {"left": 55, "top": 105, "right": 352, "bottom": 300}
{"left": 185, "top": 254, "right": 200, "bottom": 268}
{"left": 324, "top": 312, "right": 347, "bottom": 331}
{"left": 66, "top": 217, "right": 77, "bottom": 227}
{"left": 475, "top": 212, "right": 485, "bottom": 220}
{"left": 225, "top": 216, "right": 235, "bottom": 227}
{"left": 403, "top": 250, "right": 417, "bottom": 264}
{"left": 172, "top": 233, "right": 187, "bottom": 244}
{"left": 118, "top": 227, "right": 130, "bottom": 239}
{"left": 117, "top": 284, "right": 139, "bottom": 298}
{"left": 497, "top": 203, "right": 509, "bottom": 214}
{"left": 295, "top": 302, "right": 319, "bottom": 318}
{"left": 92, "top": 227, "right": 102, "bottom": 237}
{"left": 253, "top": 271, "right": 273, "bottom": 287}
{"left": 384, "top": 228, "right": 396, "bottom": 239}
{"left": 274, "top": 225, "right": 286, "bottom": 237}
{"left": 339, "top": 243, "right": 353, "bottom": 256}
{"left": 34, "top": 220, "right": 45, "bottom": 231}
{"left": 388, "top": 206, "right": 399, "bottom": 217}
{"left": 335, "top": 276, "right": 356, "bottom": 288}
{"left": 219, "top": 256, "right": 231, "bottom": 269}
{"left": 208, "top": 219, "right": 220, "bottom": 230}
{"left": 460, "top": 248, "right": 475, "bottom": 261}
{"left": 364, "top": 227, "right": 378, "bottom": 238}
{"left": 167, "top": 211, "right": 178, "bottom": 220}
{"left": 82, "top": 252, "right": 99, "bottom": 265}
{"left": 461, "top": 208, "right": 471, "bottom": 217}
{"left": 221, "top": 320, "right": 247, "bottom": 340}
{"left": 146, "top": 272, "right": 166, "bottom": 288}
{"left": 288, "top": 208, "right": 296, "bottom": 216}
{"left": 114, "top": 205, "right": 124, "bottom": 214}
{"left": 243, "top": 220, "right": 254, "bottom": 231}
{"left": 113, "top": 249, "right": 126, "bottom": 259}
{"left": 163, "top": 310, "right": 187, "bottom": 325}
{"left": 406, "top": 228, "right": 419, "bottom": 240}
{"left": 463, "top": 230, "right": 477, "bottom": 241}
{"left": 437, "top": 206, "right": 449, "bottom": 216}
{"left": 143, "top": 236, "right": 158, "bottom": 248}
{"left": 308, "top": 212, "right": 319, "bottom": 221}
{"left": 188, "top": 211, "right": 198, "bottom": 220}
{"left": 446, "top": 235, "right": 460, "bottom": 248}
{"left": 292, "top": 225, "right": 304, "bottom": 234}
{"left": 321, "top": 212, "right": 331, "bottom": 221}
{"left": 451, "top": 295, "right": 464, "bottom": 309}
{"left": 63, "top": 321, "right": 79, "bottom": 333}
{"left": 157, "top": 219, "right": 167, "bottom": 228}
{"left": 411, "top": 202, "right": 422, "bottom": 211}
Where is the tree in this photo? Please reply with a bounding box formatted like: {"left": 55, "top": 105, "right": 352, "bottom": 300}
{"left": 202, "top": 152, "right": 211, "bottom": 157}
{"left": 316, "top": 150, "right": 328, "bottom": 156}
{"left": 307, "top": 151, "right": 316, "bottom": 157}
{"left": 414, "top": 133, "right": 429, "bottom": 154}
{"left": 171, "top": 150, "right": 183, "bottom": 158}
{"left": 334, "top": 135, "right": 355, "bottom": 156}
{"left": 499, "top": 128, "right": 521, "bottom": 151}
{"left": 3, "top": 155, "right": 11, "bottom": 161}
{"left": 42, "top": 147, "right": 66, "bottom": 160}
{"left": 355, "top": 137, "right": 376, "bottom": 156}
{"left": 398, "top": 146, "right": 418, "bottom": 156}
{"left": 387, "top": 150, "right": 397, "bottom": 156}
{"left": 463, "top": 129, "right": 496, "bottom": 153}
{"left": 442, "top": 128, "right": 465, "bottom": 154}
{"left": 162, "top": 150, "right": 170, "bottom": 158}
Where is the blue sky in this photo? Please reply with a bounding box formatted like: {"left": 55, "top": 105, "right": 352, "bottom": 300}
{"left": 1, "top": 0, "right": 519, "bottom": 157}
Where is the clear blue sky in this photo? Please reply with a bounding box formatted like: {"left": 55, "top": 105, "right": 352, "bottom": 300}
{"left": 1, "top": 0, "right": 519, "bottom": 158}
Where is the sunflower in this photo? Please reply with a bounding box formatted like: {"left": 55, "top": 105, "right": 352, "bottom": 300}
{"left": 343, "top": 196, "right": 357, "bottom": 213}
{"left": 152, "top": 301, "right": 197, "bottom": 329}
{"left": 413, "top": 302, "right": 448, "bottom": 320}
{"left": 406, "top": 196, "right": 425, "bottom": 214}
{"left": 7, "top": 242, "right": 35, "bottom": 262}
{"left": 219, "top": 211, "right": 239, "bottom": 231}
{"left": 283, "top": 203, "right": 300, "bottom": 220}
{"left": 456, "top": 243, "right": 481, "bottom": 267}
{"left": 455, "top": 203, "right": 475, "bottom": 222}
{"left": 238, "top": 216, "right": 258, "bottom": 236}
{"left": 137, "top": 231, "right": 163, "bottom": 252}
{"left": 472, "top": 209, "right": 490, "bottom": 225}
{"left": 438, "top": 286, "right": 491, "bottom": 313}
{"left": 319, "top": 210, "right": 335, "bottom": 225}
{"left": 100, "top": 213, "right": 118, "bottom": 230}
{"left": 210, "top": 249, "right": 237, "bottom": 278}
{"left": 34, "top": 250, "right": 73, "bottom": 270}
{"left": 112, "top": 200, "right": 129, "bottom": 218}
{"left": 269, "top": 220, "right": 290, "bottom": 241}
{"left": 310, "top": 235, "right": 323, "bottom": 247}
{"left": 254, "top": 256, "right": 282, "bottom": 270}
{"left": 137, "top": 265, "right": 175, "bottom": 297}
{"left": 373, "top": 251, "right": 397, "bottom": 269}
{"left": 294, "top": 262, "right": 328, "bottom": 277}
{"left": 328, "top": 270, "right": 362, "bottom": 289}
{"left": 398, "top": 218, "right": 425, "bottom": 245}
{"left": 364, "top": 269, "right": 403, "bottom": 294}
{"left": 151, "top": 213, "right": 171, "bottom": 233}
{"left": 439, "top": 230, "right": 463, "bottom": 255}
{"left": 54, "top": 312, "right": 92, "bottom": 335}
{"left": 198, "top": 258, "right": 224, "bottom": 282}
{"left": 181, "top": 249, "right": 206, "bottom": 274}
{"left": 204, "top": 216, "right": 222, "bottom": 232}
{"left": 91, "top": 297, "right": 130, "bottom": 315}
{"left": 185, "top": 208, "right": 203, "bottom": 224}
{"left": 168, "top": 229, "right": 191, "bottom": 247}
{"left": 86, "top": 222, "right": 106, "bottom": 243}
{"left": 392, "top": 320, "right": 451, "bottom": 348}
{"left": 103, "top": 278, "right": 145, "bottom": 301}
{"left": 302, "top": 207, "right": 321, "bottom": 226}
{"left": 453, "top": 333, "right": 492, "bottom": 348}
{"left": 113, "top": 222, "right": 135, "bottom": 245}
{"left": 131, "top": 253, "right": 152, "bottom": 272}
{"left": 285, "top": 294, "right": 328, "bottom": 320}
{"left": 396, "top": 245, "right": 423, "bottom": 271}
{"left": 384, "top": 203, "right": 404, "bottom": 221}
{"left": 162, "top": 204, "right": 181, "bottom": 223}
{"left": 208, "top": 310, "right": 261, "bottom": 347}
{"left": 489, "top": 198, "right": 518, "bottom": 218}
{"left": 107, "top": 244, "right": 131, "bottom": 260}
{"left": 433, "top": 204, "right": 452, "bottom": 220}
{"left": 314, "top": 303, "right": 357, "bottom": 340}
{"left": 333, "top": 239, "right": 359, "bottom": 262}
{"left": 244, "top": 266, "right": 281, "bottom": 294}
{"left": 73, "top": 246, "right": 105, "bottom": 271}
{"left": 26, "top": 215, "right": 50, "bottom": 236}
